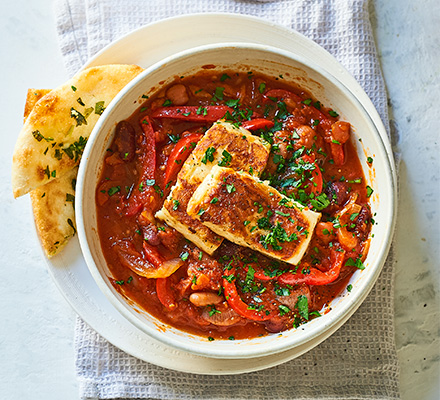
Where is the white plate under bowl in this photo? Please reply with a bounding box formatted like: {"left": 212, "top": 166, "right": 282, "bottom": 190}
{"left": 76, "top": 42, "right": 395, "bottom": 360}
{"left": 44, "top": 13, "right": 397, "bottom": 374}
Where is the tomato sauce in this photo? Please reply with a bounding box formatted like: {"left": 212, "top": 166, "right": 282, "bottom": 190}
{"left": 96, "top": 70, "right": 372, "bottom": 340}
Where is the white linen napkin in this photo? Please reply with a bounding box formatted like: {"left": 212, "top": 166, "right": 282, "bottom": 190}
{"left": 54, "top": 1, "right": 400, "bottom": 398}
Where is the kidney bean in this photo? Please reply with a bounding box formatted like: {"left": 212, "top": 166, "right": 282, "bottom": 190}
{"left": 115, "top": 120, "right": 136, "bottom": 162}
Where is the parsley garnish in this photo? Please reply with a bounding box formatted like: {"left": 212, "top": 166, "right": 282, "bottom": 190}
{"left": 70, "top": 107, "right": 87, "bottom": 126}
{"left": 310, "top": 193, "right": 331, "bottom": 211}
{"left": 226, "top": 183, "right": 236, "bottom": 193}
{"left": 62, "top": 136, "right": 88, "bottom": 162}
{"left": 108, "top": 186, "right": 120, "bottom": 196}
{"left": 95, "top": 101, "right": 105, "bottom": 115}
{"left": 32, "top": 130, "right": 53, "bottom": 142}
{"left": 279, "top": 304, "right": 290, "bottom": 316}
{"left": 168, "top": 134, "right": 179, "bottom": 143}
{"left": 296, "top": 295, "right": 309, "bottom": 320}
{"left": 218, "top": 150, "right": 232, "bottom": 167}
{"left": 201, "top": 147, "right": 216, "bottom": 164}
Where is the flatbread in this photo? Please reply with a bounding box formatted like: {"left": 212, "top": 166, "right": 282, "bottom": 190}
{"left": 23, "top": 89, "right": 51, "bottom": 122}
{"left": 12, "top": 64, "right": 144, "bottom": 198}
{"left": 30, "top": 167, "right": 78, "bottom": 257}
{"left": 22, "top": 89, "right": 76, "bottom": 257}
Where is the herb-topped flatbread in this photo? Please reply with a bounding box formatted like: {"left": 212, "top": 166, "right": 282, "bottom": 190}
{"left": 22, "top": 89, "right": 77, "bottom": 257}
{"left": 12, "top": 64, "right": 143, "bottom": 198}
{"left": 30, "top": 167, "right": 78, "bottom": 257}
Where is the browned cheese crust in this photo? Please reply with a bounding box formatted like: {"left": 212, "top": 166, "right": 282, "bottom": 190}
{"left": 187, "top": 166, "right": 321, "bottom": 265}
{"left": 156, "top": 121, "right": 271, "bottom": 254}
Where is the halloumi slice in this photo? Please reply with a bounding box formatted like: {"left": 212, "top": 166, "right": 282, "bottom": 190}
{"left": 187, "top": 165, "right": 321, "bottom": 265}
{"left": 155, "top": 121, "right": 270, "bottom": 254}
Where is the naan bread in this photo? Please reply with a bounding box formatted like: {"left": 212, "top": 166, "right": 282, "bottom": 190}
{"left": 12, "top": 64, "right": 143, "bottom": 198}
{"left": 30, "top": 167, "right": 78, "bottom": 257}
{"left": 23, "top": 89, "right": 51, "bottom": 122}
{"left": 22, "top": 89, "right": 76, "bottom": 257}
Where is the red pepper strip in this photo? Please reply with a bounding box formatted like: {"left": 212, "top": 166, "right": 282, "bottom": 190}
{"left": 124, "top": 117, "right": 156, "bottom": 217}
{"left": 241, "top": 118, "right": 275, "bottom": 131}
{"left": 222, "top": 267, "right": 272, "bottom": 321}
{"left": 151, "top": 106, "right": 233, "bottom": 122}
{"left": 125, "top": 202, "right": 143, "bottom": 217}
{"left": 139, "top": 116, "right": 156, "bottom": 180}
{"left": 301, "top": 155, "right": 323, "bottom": 194}
{"left": 278, "top": 249, "right": 346, "bottom": 286}
{"left": 164, "top": 133, "right": 203, "bottom": 187}
{"left": 142, "top": 241, "right": 163, "bottom": 267}
{"left": 156, "top": 278, "right": 177, "bottom": 310}
{"left": 330, "top": 142, "right": 345, "bottom": 166}
{"left": 243, "top": 263, "right": 276, "bottom": 281}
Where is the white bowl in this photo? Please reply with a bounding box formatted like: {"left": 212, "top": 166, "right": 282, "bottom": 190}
{"left": 76, "top": 43, "right": 396, "bottom": 359}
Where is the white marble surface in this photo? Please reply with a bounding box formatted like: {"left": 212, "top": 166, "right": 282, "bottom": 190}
{"left": 0, "top": 0, "right": 438, "bottom": 399}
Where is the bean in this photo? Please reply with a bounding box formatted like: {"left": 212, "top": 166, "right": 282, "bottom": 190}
{"left": 166, "top": 84, "right": 189, "bottom": 106}
{"left": 115, "top": 121, "right": 136, "bottom": 162}
{"left": 189, "top": 292, "right": 223, "bottom": 307}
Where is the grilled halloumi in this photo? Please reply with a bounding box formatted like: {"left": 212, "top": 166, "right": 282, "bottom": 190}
{"left": 187, "top": 166, "right": 321, "bottom": 265}
{"left": 155, "top": 121, "right": 271, "bottom": 254}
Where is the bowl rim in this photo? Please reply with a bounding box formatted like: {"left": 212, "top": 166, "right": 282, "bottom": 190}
{"left": 76, "top": 42, "right": 397, "bottom": 359}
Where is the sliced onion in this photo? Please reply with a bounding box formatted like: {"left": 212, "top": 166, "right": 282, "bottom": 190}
{"left": 336, "top": 193, "right": 359, "bottom": 218}
{"left": 115, "top": 242, "right": 183, "bottom": 278}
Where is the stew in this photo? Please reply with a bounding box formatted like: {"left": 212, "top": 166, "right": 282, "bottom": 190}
{"left": 96, "top": 70, "right": 373, "bottom": 340}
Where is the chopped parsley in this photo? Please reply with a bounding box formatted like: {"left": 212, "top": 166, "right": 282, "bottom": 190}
{"left": 107, "top": 186, "right": 120, "bottom": 196}
{"left": 279, "top": 304, "right": 290, "bottom": 316}
{"left": 226, "top": 183, "right": 236, "bottom": 193}
{"left": 168, "top": 134, "right": 180, "bottom": 143}
{"left": 213, "top": 86, "right": 225, "bottom": 101}
{"left": 62, "top": 136, "right": 88, "bottom": 162}
{"left": 258, "top": 82, "right": 266, "bottom": 93}
{"left": 345, "top": 257, "right": 365, "bottom": 270}
{"left": 32, "top": 130, "right": 53, "bottom": 142}
{"left": 201, "top": 147, "right": 216, "bottom": 164}
{"left": 310, "top": 193, "right": 331, "bottom": 211}
{"left": 218, "top": 150, "right": 232, "bottom": 167}
{"left": 70, "top": 107, "right": 87, "bottom": 126}
{"left": 296, "top": 294, "right": 309, "bottom": 320}
{"left": 95, "top": 101, "right": 106, "bottom": 115}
